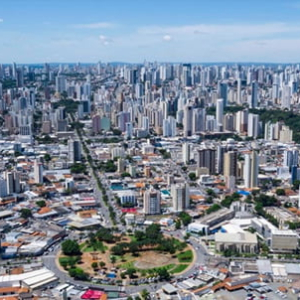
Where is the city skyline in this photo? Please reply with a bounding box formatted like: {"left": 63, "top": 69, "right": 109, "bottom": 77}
{"left": 2, "top": 0, "right": 300, "bottom": 63}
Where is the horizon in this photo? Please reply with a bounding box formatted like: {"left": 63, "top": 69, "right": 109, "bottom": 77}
{"left": 2, "top": 61, "right": 300, "bottom": 66}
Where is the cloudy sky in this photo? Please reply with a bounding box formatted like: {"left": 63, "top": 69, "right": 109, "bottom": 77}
{"left": 1, "top": 0, "right": 300, "bottom": 63}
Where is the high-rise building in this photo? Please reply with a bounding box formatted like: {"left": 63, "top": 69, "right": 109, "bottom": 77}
{"left": 237, "top": 78, "right": 241, "bottom": 104}
{"left": 171, "top": 183, "right": 190, "bottom": 212}
{"left": 143, "top": 188, "right": 161, "bottom": 215}
{"left": 216, "top": 145, "right": 227, "bottom": 174}
{"left": 142, "top": 116, "right": 149, "bottom": 133}
{"left": 125, "top": 122, "right": 133, "bottom": 139}
{"left": 182, "top": 143, "right": 190, "bottom": 164}
{"left": 220, "top": 82, "right": 228, "bottom": 106}
{"left": 250, "top": 81, "right": 258, "bottom": 108}
{"left": 92, "top": 114, "right": 101, "bottom": 134}
{"left": 236, "top": 109, "right": 248, "bottom": 133}
{"left": 264, "top": 121, "right": 275, "bottom": 141}
{"left": 182, "top": 64, "right": 192, "bottom": 86}
{"left": 55, "top": 74, "right": 67, "bottom": 93}
{"left": 224, "top": 151, "right": 237, "bottom": 178}
{"left": 117, "top": 158, "right": 125, "bottom": 173}
{"left": 281, "top": 85, "right": 291, "bottom": 109}
{"left": 283, "top": 149, "right": 298, "bottom": 170}
{"left": 248, "top": 113, "right": 260, "bottom": 138}
{"left": 0, "top": 177, "right": 7, "bottom": 197}
{"left": 244, "top": 151, "right": 259, "bottom": 188}
{"left": 183, "top": 105, "right": 193, "bottom": 137}
{"left": 192, "top": 108, "right": 206, "bottom": 133}
{"left": 34, "top": 159, "right": 43, "bottom": 184}
{"left": 163, "top": 116, "right": 176, "bottom": 137}
{"left": 197, "top": 148, "right": 216, "bottom": 175}
{"left": 6, "top": 171, "right": 20, "bottom": 195}
{"left": 216, "top": 98, "right": 224, "bottom": 131}
{"left": 68, "top": 139, "right": 81, "bottom": 163}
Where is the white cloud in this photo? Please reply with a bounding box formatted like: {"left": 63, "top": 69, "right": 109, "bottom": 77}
{"left": 72, "top": 22, "right": 114, "bottom": 29}
{"left": 99, "top": 35, "right": 113, "bottom": 46}
{"left": 137, "top": 22, "right": 300, "bottom": 40}
{"left": 163, "top": 35, "right": 172, "bottom": 41}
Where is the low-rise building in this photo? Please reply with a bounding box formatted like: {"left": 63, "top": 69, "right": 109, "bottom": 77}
{"left": 215, "top": 231, "right": 258, "bottom": 254}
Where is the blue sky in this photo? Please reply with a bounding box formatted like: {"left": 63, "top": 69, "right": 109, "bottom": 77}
{"left": 1, "top": 0, "right": 300, "bottom": 63}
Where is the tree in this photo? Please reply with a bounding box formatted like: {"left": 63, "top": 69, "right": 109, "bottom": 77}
{"left": 20, "top": 209, "right": 32, "bottom": 219}
{"left": 206, "top": 204, "right": 221, "bottom": 214}
{"left": 36, "top": 200, "right": 46, "bottom": 208}
{"left": 70, "top": 163, "right": 86, "bottom": 174}
{"left": 112, "top": 128, "right": 122, "bottom": 136}
{"left": 206, "top": 188, "right": 217, "bottom": 197}
{"left": 179, "top": 211, "right": 192, "bottom": 226}
{"left": 121, "top": 172, "right": 131, "bottom": 178}
{"left": 134, "top": 230, "right": 145, "bottom": 241}
{"left": 99, "top": 261, "right": 106, "bottom": 269}
{"left": 145, "top": 224, "right": 162, "bottom": 241}
{"left": 68, "top": 267, "right": 89, "bottom": 281}
{"left": 91, "top": 262, "right": 98, "bottom": 270}
{"left": 141, "top": 289, "right": 150, "bottom": 300}
{"left": 44, "top": 153, "right": 51, "bottom": 162}
{"left": 276, "top": 188, "right": 286, "bottom": 196}
{"left": 175, "top": 219, "right": 181, "bottom": 230}
{"left": 292, "top": 180, "right": 300, "bottom": 191}
{"left": 157, "top": 268, "right": 171, "bottom": 280}
{"left": 60, "top": 260, "right": 68, "bottom": 269}
{"left": 126, "top": 267, "right": 136, "bottom": 278}
{"left": 61, "top": 240, "right": 81, "bottom": 256}
{"left": 188, "top": 172, "right": 197, "bottom": 181}
{"left": 129, "top": 242, "right": 139, "bottom": 256}
{"left": 110, "top": 256, "right": 117, "bottom": 266}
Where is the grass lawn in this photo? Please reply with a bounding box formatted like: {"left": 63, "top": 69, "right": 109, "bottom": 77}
{"left": 119, "top": 261, "right": 134, "bottom": 269}
{"left": 177, "top": 250, "right": 193, "bottom": 263}
{"left": 170, "top": 264, "right": 188, "bottom": 274}
{"left": 129, "top": 235, "right": 137, "bottom": 242}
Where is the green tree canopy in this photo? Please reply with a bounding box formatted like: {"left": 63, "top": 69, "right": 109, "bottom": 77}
{"left": 20, "top": 208, "right": 32, "bottom": 219}
{"left": 61, "top": 240, "right": 81, "bottom": 256}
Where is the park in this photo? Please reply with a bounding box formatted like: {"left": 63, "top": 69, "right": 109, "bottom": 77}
{"left": 58, "top": 224, "right": 194, "bottom": 283}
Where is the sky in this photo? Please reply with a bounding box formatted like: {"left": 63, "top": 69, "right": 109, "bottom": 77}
{"left": 2, "top": 0, "right": 300, "bottom": 63}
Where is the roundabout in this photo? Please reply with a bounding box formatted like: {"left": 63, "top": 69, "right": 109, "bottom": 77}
{"left": 57, "top": 225, "right": 196, "bottom": 283}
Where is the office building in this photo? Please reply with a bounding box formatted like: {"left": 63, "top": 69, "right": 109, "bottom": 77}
{"left": 34, "top": 159, "right": 43, "bottom": 184}
{"left": 250, "top": 81, "right": 258, "bottom": 108}
{"left": 224, "top": 151, "right": 237, "bottom": 178}
{"left": 244, "top": 151, "right": 259, "bottom": 188}
{"left": 197, "top": 148, "right": 216, "bottom": 175}
{"left": 216, "top": 98, "right": 224, "bottom": 131}
{"left": 143, "top": 188, "right": 161, "bottom": 215}
{"left": 171, "top": 183, "right": 190, "bottom": 212}
{"left": 220, "top": 82, "right": 228, "bottom": 106}
{"left": 183, "top": 105, "right": 193, "bottom": 137}
{"left": 68, "top": 139, "right": 81, "bottom": 163}
{"left": 55, "top": 74, "right": 67, "bottom": 93}
{"left": 182, "top": 143, "right": 190, "bottom": 164}
{"left": 248, "top": 113, "right": 260, "bottom": 138}
{"left": 6, "top": 171, "right": 20, "bottom": 195}
{"left": 92, "top": 114, "right": 101, "bottom": 134}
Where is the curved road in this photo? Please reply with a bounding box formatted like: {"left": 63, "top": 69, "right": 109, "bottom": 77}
{"left": 42, "top": 229, "right": 210, "bottom": 294}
